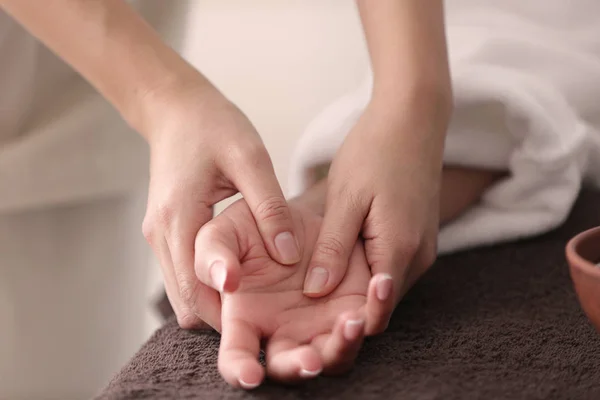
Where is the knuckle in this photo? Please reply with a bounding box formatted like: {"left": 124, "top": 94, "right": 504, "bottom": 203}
{"left": 196, "top": 223, "right": 220, "bottom": 244}
{"left": 176, "top": 311, "right": 200, "bottom": 330}
{"left": 401, "top": 236, "right": 422, "bottom": 258}
{"left": 232, "top": 142, "right": 270, "bottom": 170}
{"left": 141, "top": 216, "right": 155, "bottom": 243}
{"left": 331, "top": 181, "right": 368, "bottom": 212}
{"left": 177, "top": 277, "right": 198, "bottom": 306}
{"left": 254, "top": 196, "right": 289, "bottom": 224}
{"left": 315, "top": 233, "right": 348, "bottom": 260}
{"left": 154, "top": 202, "right": 175, "bottom": 227}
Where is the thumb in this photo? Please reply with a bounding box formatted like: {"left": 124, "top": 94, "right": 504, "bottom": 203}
{"left": 303, "top": 190, "right": 367, "bottom": 297}
{"left": 194, "top": 216, "right": 243, "bottom": 294}
{"left": 230, "top": 148, "right": 301, "bottom": 266}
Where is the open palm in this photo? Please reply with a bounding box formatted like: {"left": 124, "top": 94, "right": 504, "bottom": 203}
{"left": 194, "top": 199, "right": 394, "bottom": 389}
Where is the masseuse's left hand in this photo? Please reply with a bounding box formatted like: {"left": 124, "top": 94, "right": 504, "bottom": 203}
{"left": 302, "top": 96, "right": 451, "bottom": 328}
{"left": 301, "top": 0, "right": 452, "bottom": 330}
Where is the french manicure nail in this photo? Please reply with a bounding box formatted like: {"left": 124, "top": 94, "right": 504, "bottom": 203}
{"left": 275, "top": 231, "right": 300, "bottom": 264}
{"left": 209, "top": 261, "right": 227, "bottom": 292}
{"left": 303, "top": 267, "right": 329, "bottom": 294}
{"left": 299, "top": 367, "right": 322, "bottom": 378}
{"left": 376, "top": 274, "right": 393, "bottom": 301}
{"left": 344, "top": 319, "right": 365, "bottom": 340}
{"left": 238, "top": 378, "right": 260, "bottom": 390}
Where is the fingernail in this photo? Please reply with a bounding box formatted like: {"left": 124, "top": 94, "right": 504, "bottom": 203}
{"left": 274, "top": 232, "right": 300, "bottom": 264}
{"left": 376, "top": 274, "right": 393, "bottom": 301}
{"left": 303, "top": 267, "right": 329, "bottom": 294}
{"left": 299, "top": 367, "right": 322, "bottom": 378}
{"left": 238, "top": 378, "right": 260, "bottom": 390}
{"left": 209, "top": 261, "right": 227, "bottom": 292}
{"left": 344, "top": 319, "right": 365, "bottom": 340}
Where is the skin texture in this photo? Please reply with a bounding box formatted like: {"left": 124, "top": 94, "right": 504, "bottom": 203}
{"left": 194, "top": 197, "right": 394, "bottom": 388}
{"left": 0, "top": 0, "right": 300, "bottom": 331}
{"left": 303, "top": 0, "right": 454, "bottom": 316}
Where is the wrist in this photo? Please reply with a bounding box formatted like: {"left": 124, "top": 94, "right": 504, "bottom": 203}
{"left": 128, "top": 69, "right": 223, "bottom": 143}
{"left": 370, "top": 78, "right": 453, "bottom": 126}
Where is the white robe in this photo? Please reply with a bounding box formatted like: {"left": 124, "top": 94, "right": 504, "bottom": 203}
{"left": 288, "top": 0, "right": 600, "bottom": 254}
{"left": 0, "top": 2, "right": 191, "bottom": 398}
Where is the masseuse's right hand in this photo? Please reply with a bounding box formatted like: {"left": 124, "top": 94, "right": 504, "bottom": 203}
{"left": 0, "top": 0, "right": 299, "bottom": 332}
{"left": 141, "top": 82, "right": 301, "bottom": 332}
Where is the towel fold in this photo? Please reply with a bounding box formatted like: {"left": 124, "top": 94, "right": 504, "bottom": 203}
{"left": 288, "top": 0, "right": 600, "bottom": 254}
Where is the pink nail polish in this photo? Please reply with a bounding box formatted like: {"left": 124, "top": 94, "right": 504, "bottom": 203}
{"left": 299, "top": 368, "right": 322, "bottom": 378}
{"left": 303, "top": 267, "right": 329, "bottom": 294}
{"left": 376, "top": 274, "right": 393, "bottom": 301}
{"left": 238, "top": 378, "right": 260, "bottom": 389}
{"left": 344, "top": 319, "right": 365, "bottom": 340}
{"left": 275, "top": 232, "right": 300, "bottom": 264}
{"left": 209, "top": 261, "right": 227, "bottom": 292}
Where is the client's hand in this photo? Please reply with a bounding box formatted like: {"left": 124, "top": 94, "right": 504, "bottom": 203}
{"left": 194, "top": 196, "right": 393, "bottom": 389}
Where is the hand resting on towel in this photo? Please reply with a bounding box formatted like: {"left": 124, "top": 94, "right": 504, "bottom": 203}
{"left": 193, "top": 185, "right": 394, "bottom": 389}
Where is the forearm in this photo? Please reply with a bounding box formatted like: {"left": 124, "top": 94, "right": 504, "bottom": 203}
{"left": 357, "top": 0, "right": 452, "bottom": 117}
{"left": 1, "top": 0, "right": 209, "bottom": 138}
{"left": 356, "top": 0, "right": 453, "bottom": 194}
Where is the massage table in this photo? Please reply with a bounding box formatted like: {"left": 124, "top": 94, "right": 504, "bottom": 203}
{"left": 98, "top": 190, "right": 600, "bottom": 399}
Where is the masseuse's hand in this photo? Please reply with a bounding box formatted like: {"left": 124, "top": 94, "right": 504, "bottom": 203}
{"left": 142, "top": 84, "right": 301, "bottom": 331}
{"left": 302, "top": 0, "right": 452, "bottom": 330}
{"left": 0, "top": 0, "right": 300, "bottom": 332}
{"left": 303, "top": 98, "right": 450, "bottom": 329}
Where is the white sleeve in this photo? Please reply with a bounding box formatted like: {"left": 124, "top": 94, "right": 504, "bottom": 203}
{"left": 287, "top": 42, "right": 600, "bottom": 255}
{"left": 0, "top": 81, "right": 149, "bottom": 214}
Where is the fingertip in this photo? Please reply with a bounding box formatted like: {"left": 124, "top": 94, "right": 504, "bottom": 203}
{"left": 266, "top": 343, "right": 322, "bottom": 382}
{"left": 313, "top": 312, "right": 364, "bottom": 375}
{"left": 219, "top": 260, "right": 241, "bottom": 293}
{"left": 375, "top": 273, "right": 393, "bottom": 302}
{"left": 343, "top": 318, "right": 365, "bottom": 342}
{"left": 237, "top": 361, "right": 265, "bottom": 390}
{"left": 209, "top": 261, "right": 227, "bottom": 292}
{"left": 302, "top": 265, "right": 337, "bottom": 297}
{"left": 201, "top": 257, "right": 241, "bottom": 293}
{"left": 364, "top": 273, "right": 396, "bottom": 335}
{"left": 334, "top": 311, "right": 365, "bottom": 343}
{"left": 296, "top": 346, "right": 323, "bottom": 379}
{"left": 304, "top": 223, "right": 358, "bottom": 297}
{"left": 274, "top": 231, "right": 301, "bottom": 265}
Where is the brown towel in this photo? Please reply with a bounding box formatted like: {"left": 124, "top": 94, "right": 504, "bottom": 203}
{"left": 98, "top": 190, "right": 600, "bottom": 400}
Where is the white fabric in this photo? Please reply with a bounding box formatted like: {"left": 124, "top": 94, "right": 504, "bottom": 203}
{"left": 0, "top": 2, "right": 190, "bottom": 398}
{"left": 288, "top": 0, "right": 600, "bottom": 254}
{"left": 0, "top": 1, "right": 191, "bottom": 212}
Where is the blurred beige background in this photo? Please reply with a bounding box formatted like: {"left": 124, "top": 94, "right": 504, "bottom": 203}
{"left": 146, "top": 0, "right": 369, "bottom": 331}
{"left": 185, "top": 0, "right": 368, "bottom": 205}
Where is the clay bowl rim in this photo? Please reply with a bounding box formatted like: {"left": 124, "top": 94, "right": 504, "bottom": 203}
{"left": 566, "top": 226, "right": 600, "bottom": 279}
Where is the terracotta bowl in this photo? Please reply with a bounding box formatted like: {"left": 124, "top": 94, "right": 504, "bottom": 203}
{"left": 566, "top": 226, "right": 600, "bottom": 333}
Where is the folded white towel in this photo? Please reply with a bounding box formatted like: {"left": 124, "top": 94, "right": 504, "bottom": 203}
{"left": 288, "top": 0, "right": 600, "bottom": 254}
